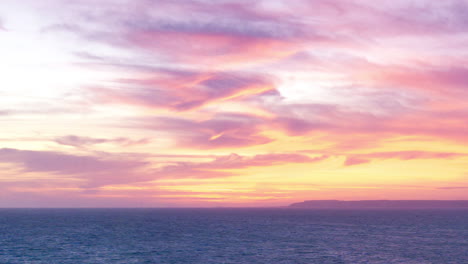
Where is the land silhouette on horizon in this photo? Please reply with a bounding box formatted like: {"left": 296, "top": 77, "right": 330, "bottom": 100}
{"left": 289, "top": 200, "right": 468, "bottom": 209}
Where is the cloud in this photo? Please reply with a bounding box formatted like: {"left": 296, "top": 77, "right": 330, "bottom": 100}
{"left": 54, "top": 135, "right": 150, "bottom": 148}
{"left": 154, "top": 152, "right": 327, "bottom": 179}
{"left": 0, "top": 147, "right": 327, "bottom": 186}
{"left": 90, "top": 70, "right": 276, "bottom": 111}
{"left": 0, "top": 148, "right": 150, "bottom": 187}
{"left": 204, "top": 153, "right": 328, "bottom": 169}
{"left": 257, "top": 95, "right": 468, "bottom": 146}
{"left": 290, "top": 0, "right": 468, "bottom": 38}
{"left": 40, "top": 0, "right": 468, "bottom": 148}
{"left": 344, "top": 151, "right": 466, "bottom": 166}
{"left": 363, "top": 66, "right": 468, "bottom": 96}
{"left": 137, "top": 113, "right": 273, "bottom": 149}
{"left": 344, "top": 157, "right": 370, "bottom": 166}
{"left": 365, "top": 151, "right": 465, "bottom": 160}
{"left": 437, "top": 186, "right": 468, "bottom": 190}
{"left": 41, "top": 0, "right": 353, "bottom": 68}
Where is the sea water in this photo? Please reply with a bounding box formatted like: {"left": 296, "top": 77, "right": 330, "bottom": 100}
{"left": 0, "top": 208, "right": 466, "bottom": 263}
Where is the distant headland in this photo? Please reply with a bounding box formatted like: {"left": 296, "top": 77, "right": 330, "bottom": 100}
{"left": 289, "top": 200, "right": 468, "bottom": 209}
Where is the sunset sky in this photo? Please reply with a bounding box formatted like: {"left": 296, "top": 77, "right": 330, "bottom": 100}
{"left": 1, "top": 0, "right": 467, "bottom": 207}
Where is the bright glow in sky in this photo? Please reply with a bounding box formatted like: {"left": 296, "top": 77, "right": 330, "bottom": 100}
{"left": 1, "top": 0, "right": 467, "bottom": 207}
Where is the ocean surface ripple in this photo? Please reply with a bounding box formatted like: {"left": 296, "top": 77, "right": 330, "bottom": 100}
{"left": 0, "top": 208, "right": 466, "bottom": 264}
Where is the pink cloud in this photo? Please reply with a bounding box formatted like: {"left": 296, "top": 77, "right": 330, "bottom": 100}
{"left": 365, "top": 151, "right": 465, "bottom": 160}
{"left": 50, "top": 0, "right": 468, "bottom": 150}
{"left": 437, "top": 186, "right": 468, "bottom": 190}
{"left": 263, "top": 96, "right": 468, "bottom": 146}
{"left": 361, "top": 66, "right": 468, "bottom": 96}
{"left": 0, "top": 147, "right": 327, "bottom": 187}
{"left": 344, "top": 157, "right": 370, "bottom": 166}
{"left": 153, "top": 152, "right": 327, "bottom": 179}
{"left": 137, "top": 113, "right": 273, "bottom": 149}
{"left": 292, "top": 0, "right": 468, "bottom": 38}
{"left": 203, "top": 153, "right": 328, "bottom": 169}
{"left": 344, "top": 151, "right": 466, "bottom": 166}
{"left": 0, "top": 148, "right": 150, "bottom": 187}
{"left": 90, "top": 70, "right": 276, "bottom": 111}
{"left": 42, "top": 0, "right": 359, "bottom": 68}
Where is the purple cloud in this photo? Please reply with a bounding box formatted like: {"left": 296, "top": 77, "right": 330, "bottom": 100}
{"left": 41, "top": 0, "right": 350, "bottom": 67}
{"left": 54, "top": 135, "right": 150, "bottom": 148}
{"left": 89, "top": 69, "right": 276, "bottom": 111}
{"left": 137, "top": 113, "right": 273, "bottom": 149}
{"left": 0, "top": 148, "right": 150, "bottom": 187}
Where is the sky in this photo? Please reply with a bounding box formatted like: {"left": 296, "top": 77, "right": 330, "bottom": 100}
{"left": 0, "top": 0, "right": 467, "bottom": 207}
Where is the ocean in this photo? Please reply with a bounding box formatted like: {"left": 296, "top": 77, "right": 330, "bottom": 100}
{"left": 0, "top": 208, "right": 466, "bottom": 263}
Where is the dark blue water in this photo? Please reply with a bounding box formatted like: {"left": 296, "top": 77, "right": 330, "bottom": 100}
{"left": 0, "top": 209, "right": 466, "bottom": 263}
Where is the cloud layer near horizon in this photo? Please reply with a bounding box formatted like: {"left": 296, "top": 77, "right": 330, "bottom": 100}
{"left": 0, "top": 0, "right": 467, "bottom": 207}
